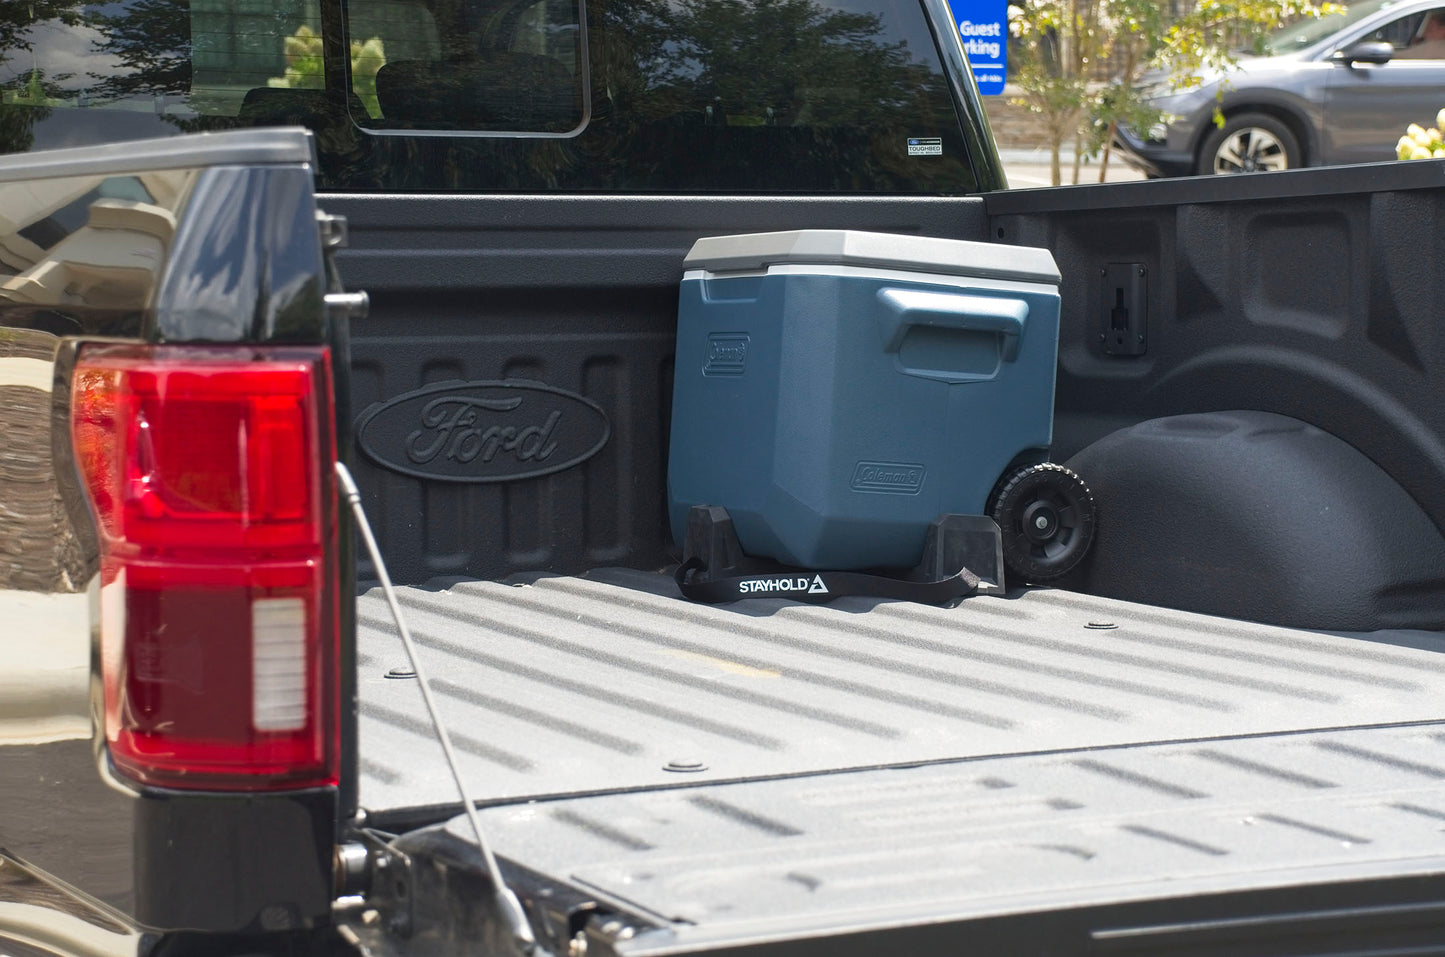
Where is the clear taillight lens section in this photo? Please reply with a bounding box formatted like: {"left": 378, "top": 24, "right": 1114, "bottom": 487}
{"left": 71, "top": 345, "right": 339, "bottom": 791}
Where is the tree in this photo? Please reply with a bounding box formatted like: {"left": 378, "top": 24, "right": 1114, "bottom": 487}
{"left": 1008, "top": 0, "right": 1332, "bottom": 185}
{"left": 0, "top": 1, "right": 84, "bottom": 153}
{"left": 1008, "top": 0, "right": 1094, "bottom": 186}
{"left": 588, "top": 0, "right": 971, "bottom": 189}
{"left": 610, "top": 0, "right": 934, "bottom": 126}
{"left": 86, "top": 0, "right": 192, "bottom": 100}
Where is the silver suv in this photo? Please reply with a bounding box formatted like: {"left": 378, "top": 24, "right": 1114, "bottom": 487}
{"left": 1116, "top": 0, "right": 1445, "bottom": 176}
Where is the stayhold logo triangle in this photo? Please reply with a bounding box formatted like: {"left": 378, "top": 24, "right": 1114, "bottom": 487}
{"left": 808, "top": 574, "right": 829, "bottom": 594}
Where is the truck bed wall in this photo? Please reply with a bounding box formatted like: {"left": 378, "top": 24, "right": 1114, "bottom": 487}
{"left": 332, "top": 161, "right": 1445, "bottom": 591}
{"left": 984, "top": 161, "right": 1445, "bottom": 627}
{"left": 986, "top": 162, "right": 1445, "bottom": 531}
{"left": 328, "top": 195, "right": 991, "bottom": 586}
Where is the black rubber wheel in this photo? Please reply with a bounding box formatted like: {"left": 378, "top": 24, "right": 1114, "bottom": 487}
{"left": 1197, "top": 112, "right": 1300, "bottom": 175}
{"left": 988, "top": 462, "right": 1096, "bottom": 584}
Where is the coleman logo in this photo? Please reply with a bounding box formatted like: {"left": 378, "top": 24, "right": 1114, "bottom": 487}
{"left": 738, "top": 574, "right": 829, "bottom": 595}
{"left": 851, "top": 461, "right": 925, "bottom": 493}
{"left": 703, "top": 334, "right": 749, "bottom": 376}
{"left": 356, "top": 380, "right": 611, "bottom": 484}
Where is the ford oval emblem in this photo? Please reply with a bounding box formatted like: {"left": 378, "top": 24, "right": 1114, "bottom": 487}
{"left": 356, "top": 380, "right": 611, "bottom": 483}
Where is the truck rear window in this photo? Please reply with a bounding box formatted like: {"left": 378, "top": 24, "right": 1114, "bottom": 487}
{"left": 0, "top": 0, "right": 977, "bottom": 193}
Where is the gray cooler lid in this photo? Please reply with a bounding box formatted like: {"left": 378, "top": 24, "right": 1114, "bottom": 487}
{"left": 683, "top": 229, "right": 1060, "bottom": 284}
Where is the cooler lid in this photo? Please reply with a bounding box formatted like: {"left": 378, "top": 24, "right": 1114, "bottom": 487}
{"left": 683, "top": 229, "right": 1060, "bottom": 284}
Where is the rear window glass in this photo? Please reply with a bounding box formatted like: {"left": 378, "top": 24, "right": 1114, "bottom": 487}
{"left": 0, "top": 0, "right": 977, "bottom": 193}
{"left": 346, "top": 0, "right": 584, "bottom": 134}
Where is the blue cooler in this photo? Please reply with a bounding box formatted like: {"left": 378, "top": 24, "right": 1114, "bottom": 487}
{"left": 668, "top": 229, "right": 1062, "bottom": 570}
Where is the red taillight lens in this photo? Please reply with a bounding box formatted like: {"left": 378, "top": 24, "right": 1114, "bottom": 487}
{"left": 72, "top": 345, "right": 339, "bottom": 791}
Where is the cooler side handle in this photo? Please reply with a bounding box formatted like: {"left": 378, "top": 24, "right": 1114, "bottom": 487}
{"left": 876, "top": 288, "right": 1028, "bottom": 362}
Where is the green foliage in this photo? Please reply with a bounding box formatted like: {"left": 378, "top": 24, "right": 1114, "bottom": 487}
{"left": 350, "top": 37, "right": 386, "bottom": 119}
{"left": 1154, "top": 0, "right": 1338, "bottom": 85}
{"left": 6, "top": 67, "right": 63, "bottom": 106}
{"left": 1397, "top": 110, "right": 1445, "bottom": 159}
{"left": 267, "top": 24, "right": 386, "bottom": 118}
{"left": 266, "top": 24, "right": 325, "bottom": 91}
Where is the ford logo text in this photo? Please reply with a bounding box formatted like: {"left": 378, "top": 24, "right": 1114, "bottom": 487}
{"left": 356, "top": 380, "right": 611, "bottom": 483}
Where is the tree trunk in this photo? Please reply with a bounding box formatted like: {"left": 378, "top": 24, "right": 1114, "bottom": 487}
{"left": 1099, "top": 120, "right": 1116, "bottom": 182}
{"left": 1072, "top": 129, "right": 1083, "bottom": 184}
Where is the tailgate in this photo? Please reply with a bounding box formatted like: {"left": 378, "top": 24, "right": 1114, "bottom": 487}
{"left": 466, "top": 721, "right": 1445, "bottom": 954}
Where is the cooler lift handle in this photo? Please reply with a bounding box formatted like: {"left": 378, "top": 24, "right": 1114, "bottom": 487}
{"left": 876, "top": 287, "right": 1028, "bottom": 362}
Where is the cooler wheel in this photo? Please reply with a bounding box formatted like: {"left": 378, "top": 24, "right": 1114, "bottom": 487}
{"left": 988, "top": 462, "right": 1096, "bottom": 584}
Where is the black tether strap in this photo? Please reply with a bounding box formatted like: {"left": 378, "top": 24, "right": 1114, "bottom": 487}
{"left": 675, "top": 557, "right": 978, "bottom": 605}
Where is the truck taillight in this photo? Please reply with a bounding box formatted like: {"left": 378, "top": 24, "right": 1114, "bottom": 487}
{"left": 71, "top": 345, "right": 339, "bottom": 792}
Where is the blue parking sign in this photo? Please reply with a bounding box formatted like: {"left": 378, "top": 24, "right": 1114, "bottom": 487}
{"left": 947, "top": 0, "right": 1006, "bottom": 95}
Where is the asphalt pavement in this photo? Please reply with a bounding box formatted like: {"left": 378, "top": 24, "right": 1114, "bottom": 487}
{"left": 998, "top": 148, "right": 1147, "bottom": 189}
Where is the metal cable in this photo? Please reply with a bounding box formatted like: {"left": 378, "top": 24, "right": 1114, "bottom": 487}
{"left": 335, "top": 461, "right": 545, "bottom": 957}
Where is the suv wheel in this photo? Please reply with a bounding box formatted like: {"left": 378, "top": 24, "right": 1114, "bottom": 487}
{"left": 1198, "top": 112, "right": 1300, "bottom": 175}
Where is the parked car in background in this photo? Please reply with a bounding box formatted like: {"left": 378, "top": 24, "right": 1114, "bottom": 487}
{"left": 1115, "top": 0, "right": 1445, "bottom": 176}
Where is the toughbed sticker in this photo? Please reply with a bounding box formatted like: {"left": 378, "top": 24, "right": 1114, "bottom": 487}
{"left": 907, "top": 137, "right": 943, "bottom": 156}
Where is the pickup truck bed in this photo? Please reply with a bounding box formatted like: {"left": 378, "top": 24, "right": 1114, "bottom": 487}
{"left": 355, "top": 577, "right": 1445, "bottom": 951}
{"left": 356, "top": 574, "right": 1445, "bottom": 810}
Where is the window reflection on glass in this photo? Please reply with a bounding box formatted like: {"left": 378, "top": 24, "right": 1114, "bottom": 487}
{"left": 577, "top": 0, "right": 972, "bottom": 190}
{"left": 348, "top": 0, "right": 583, "bottom": 133}
{"left": 0, "top": 0, "right": 976, "bottom": 192}
{"left": 0, "top": 171, "right": 191, "bottom": 314}
{"left": 0, "top": 1, "right": 328, "bottom": 147}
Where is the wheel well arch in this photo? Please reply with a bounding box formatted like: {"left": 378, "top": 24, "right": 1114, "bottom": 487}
{"left": 1062, "top": 410, "right": 1445, "bottom": 631}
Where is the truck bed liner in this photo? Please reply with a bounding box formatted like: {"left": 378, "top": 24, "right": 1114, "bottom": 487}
{"left": 355, "top": 570, "right": 1445, "bottom": 815}
{"left": 467, "top": 722, "right": 1445, "bottom": 953}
